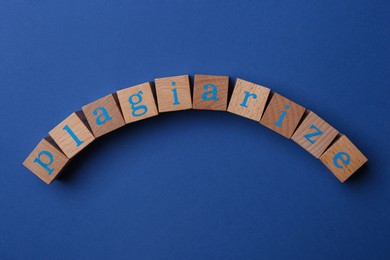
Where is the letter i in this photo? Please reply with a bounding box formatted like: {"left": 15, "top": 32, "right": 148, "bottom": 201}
{"left": 275, "top": 104, "right": 290, "bottom": 127}
{"left": 171, "top": 81, "right": 180, "bottom": 105}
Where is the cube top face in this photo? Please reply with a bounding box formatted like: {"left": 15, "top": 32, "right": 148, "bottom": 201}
{"left": 116, "top": 82, "right": 159, "bottom": 124}
{"left": 155, "top": 75, "right": 192, "bottom": 112}
{"left": 291, "top": 112, "right": 339, "bottom": 158}
{"left": 193, "top": 74, "right": 229, "bottom": 111}
{"left": 260, "top": 93, "right": 306, "bottom": 138}
{"left": 82, "top": 94, "right": 125, "bottom": 138}
{"left": 49, "top": 112, "right": 95, "bottom": 158}
{"left": 320, "top": 135, "right": 368, "bottom": 182}
{"left": 227, "top": 78, "right": 271, "bottom": 121}
{"left": 23, "top": 137, "right": 69, "bottom": 184}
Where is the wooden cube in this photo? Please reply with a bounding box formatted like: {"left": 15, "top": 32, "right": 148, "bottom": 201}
{"left": 23, "top": 136, "right": 69, "bottom": 184}
{"left": 320, "top": 135, "right": 368, "bottom": 182}
{"left": 49, "top": 111, "right": 95, "bottom": 158}
{"left": 117, "top": 82, "right": 159, "bottom": 123}
{"left": 155, "top": 75, "right": 192, "bottom": 112}
{"left": 291, "top": 111, "right": 339, "bottom": 158}
{"left": 193, "top": 74, "right": 229, "bottom": 111}
{"left": 82, "top": 93, "right": 125, "bottom": 138}
{"left": 260, "top": 93, "right": 306, "bottom": 138}
{"left": 227, "top": 78, "right": 270, "bottom": 121}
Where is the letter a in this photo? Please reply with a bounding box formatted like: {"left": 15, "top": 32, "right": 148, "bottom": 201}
{"left": 202, "top": 84, "right": 219, "bottom": 101}
{"left": 93, "top": 107, "right": 112, "bottom": 125}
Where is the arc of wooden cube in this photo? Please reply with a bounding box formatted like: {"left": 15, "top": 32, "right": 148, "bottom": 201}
{"left": 23, "top": 74, "right": 368, "bottom": 185}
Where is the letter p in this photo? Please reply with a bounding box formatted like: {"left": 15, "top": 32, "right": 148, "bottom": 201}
{"left": 33, "top": 150, "right": 54, "bottom": 175}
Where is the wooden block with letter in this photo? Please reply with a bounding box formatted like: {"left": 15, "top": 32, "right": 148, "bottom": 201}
{"left": 193, "top": 74, "right": 229, "bottom": 111}
{"left": 117, "top": 82, "right": 159, "bottom": 124}
{"left": 23, "top": 136, "right": 69, "bottom": 184}
{"left": 155, "top": 75, "right": 192, "bottom": 112}
{"left": 49, "top": 111, "right": 95, "bottom": 158}
{"left": 291, "top": 111, "right": 339, "bottom": 158}
{"left": 260, "top": 93, "right": 306, "bottom": 138}
{"left": 320, "top": 135, "right": 368, "bottom": 182}
{"left": 227, "top": 78, "right": 270, "bottom": 121}
{"left": 82, "top": 93, "right": 125, "bottom": 138}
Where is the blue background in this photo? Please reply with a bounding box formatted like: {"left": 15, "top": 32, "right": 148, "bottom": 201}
{"left": 1, "top": 0, "right": 389, "bottom": 259}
